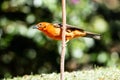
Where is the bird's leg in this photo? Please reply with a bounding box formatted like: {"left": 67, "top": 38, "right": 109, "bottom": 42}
{"left": 65, "top": 40, "right": 69, "bottom": 44}
{"left": 64, "top": 40, "right": 69, "bottom": 47}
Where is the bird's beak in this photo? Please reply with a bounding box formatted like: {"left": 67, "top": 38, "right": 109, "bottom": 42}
{"left": 33, "top": 25, "right": 38, "bottom": 29}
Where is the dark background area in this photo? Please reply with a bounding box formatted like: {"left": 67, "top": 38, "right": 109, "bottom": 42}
{"left": 0, "top": 0, "right": 120, "bottom": 78}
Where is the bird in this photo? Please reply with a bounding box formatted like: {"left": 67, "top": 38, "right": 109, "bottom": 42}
{"left": 33, "top": 22, "right": 101, "bottom": 42}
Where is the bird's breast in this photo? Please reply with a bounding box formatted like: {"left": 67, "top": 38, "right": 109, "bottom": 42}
{"left": 42, "top": 27, "right": 62, "bottom": 40}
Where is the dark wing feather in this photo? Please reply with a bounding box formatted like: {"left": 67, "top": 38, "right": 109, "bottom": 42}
{"left": 53, "top": 23, "right": 84, "bottom": 32}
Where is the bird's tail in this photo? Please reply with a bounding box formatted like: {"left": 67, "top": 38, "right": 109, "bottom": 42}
{"left": 85, "top": 32, "right": 101, "bottom": 40}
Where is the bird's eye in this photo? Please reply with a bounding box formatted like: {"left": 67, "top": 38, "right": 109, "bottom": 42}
{"left": 39, "top": 23, "right": 42, "bottom": 26}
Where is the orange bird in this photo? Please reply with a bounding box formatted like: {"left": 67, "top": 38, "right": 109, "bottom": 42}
{"left": 33, "top": 22, "right": 101, "bottom": 42}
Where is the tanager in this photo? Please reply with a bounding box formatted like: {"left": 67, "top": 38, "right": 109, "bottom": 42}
{"left": 33, "top": 22, "right": 101, "bottom": 42}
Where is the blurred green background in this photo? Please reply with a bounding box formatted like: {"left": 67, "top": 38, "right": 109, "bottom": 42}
{"left": 0, "top": 0, "right": 120, "bottom": 78}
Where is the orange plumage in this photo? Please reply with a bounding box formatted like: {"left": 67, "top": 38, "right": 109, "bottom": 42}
{"left": 33, "top": 22, "right": 101, "bottom": 41}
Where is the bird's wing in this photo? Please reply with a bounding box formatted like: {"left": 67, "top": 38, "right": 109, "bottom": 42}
{"left": 53, "top": 23, "right": 84, "bottom": 32}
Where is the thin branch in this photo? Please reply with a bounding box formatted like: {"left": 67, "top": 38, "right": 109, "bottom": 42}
{"left": 60, "top": 0, "right": 66, "bottom": 80}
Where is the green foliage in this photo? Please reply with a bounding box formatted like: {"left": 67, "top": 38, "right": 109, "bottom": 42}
{"left": 0, "top": 0, "right": 120, "bottom": 79}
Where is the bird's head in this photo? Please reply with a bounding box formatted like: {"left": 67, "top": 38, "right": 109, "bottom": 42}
{"left": 33, "top": 22, "right": 50, "bottom": 31}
